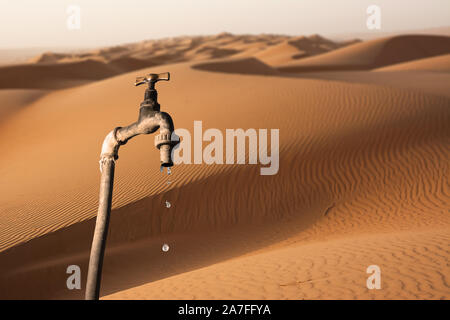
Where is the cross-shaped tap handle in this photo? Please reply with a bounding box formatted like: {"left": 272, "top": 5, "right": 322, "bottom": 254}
{"left": 135, "top": 72, "right": 170, "bottom": 87}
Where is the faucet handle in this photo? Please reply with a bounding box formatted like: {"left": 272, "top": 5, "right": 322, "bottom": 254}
{"left": 135, "top": 72, "right": 170, "bottom": 86}
{"left": 134, "top": 76, "right": 147, "bottom": 87}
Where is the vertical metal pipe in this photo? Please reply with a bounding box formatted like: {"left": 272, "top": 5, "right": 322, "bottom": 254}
{"left": 85, "top": 158, "right": 115, "bottom": 300}
{"left": 85, "top": 72, "right": 174, "bottom": 300}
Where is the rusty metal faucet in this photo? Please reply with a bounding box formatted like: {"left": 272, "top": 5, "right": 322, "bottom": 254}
{"left": 85, "top": 72, "right": 178, "bottom": 300}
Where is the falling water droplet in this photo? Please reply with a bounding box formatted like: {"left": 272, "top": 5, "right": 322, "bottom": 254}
{"left": 165, "top": 201, "right": 171, "bottom": 208}
{"left": 160, "top": 166, "right": 163, "bottom": 173}
{"left": 167, "top": 167, "right": 171, "bottom": 175}
{"left": 167, "top": 181, "right": 171, "bottom": 185}
{"left": 162, "top": 244, "right": 170, "bottom": 252}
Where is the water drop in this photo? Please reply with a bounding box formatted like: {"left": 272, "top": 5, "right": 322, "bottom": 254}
{"left": 167, "top": 181, "right": 171, "bottom": 185}
{"left": 160, "top": 166, "right": 163, "bottom": 173}
{"left": 165, "top": 200, "right": 171, "bottom": 208}
{"left": 167, "top": 167, "right": 171, "bottom": 175}
{"left": 162, "top": 244, "right": 170, "bottom": 252}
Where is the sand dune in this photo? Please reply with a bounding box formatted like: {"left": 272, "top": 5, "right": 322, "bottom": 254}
{"left": 0, "top": 33, "right": 449, "bottom": 300}
{"left": 192, "top": 57, "right": 279, "bottom": 75}
{"left": 0, "top": 60, "right": 116, "bottom": 89}
{"left": 375, "top": 53, "right": 450, "bottom": 72}
{"left": 254, "top": 36, "right": 359, "bottom": 66}
{"left": 0, "top": 57, "right": 155, "bottom": 89}
{"left": 0, "top": 89, "right": 48, "bottom": 121}
{"left": 105, "top": 228, "right": 450, "bottom": 300}
{"left": 278, "top": 35, "right": 450, "bottom": 72}
{"left": 0, "top": 59, "right": 449, "bottom": 299}
{"left": 254, "top": 41, "right": 305, "bottom": 65}
{"left": 0, "top": 33, "right": 353, "bottom": 90}
{"left": 329, "top": 26, "right": 450, "bottom": 42}
{"left": 292, "top": 70, "right": 450, "bottom": 98}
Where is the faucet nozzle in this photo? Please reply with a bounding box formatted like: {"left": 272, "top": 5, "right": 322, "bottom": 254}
{"left": 155, "top": 131, "right": 179, "bottom": 167}
{"left": 159, "top": 144, "right": 173, "bottom": 167}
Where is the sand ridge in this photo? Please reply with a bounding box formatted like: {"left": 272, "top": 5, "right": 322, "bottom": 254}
{"left": 375, "top": 53, "right": 450, "bottom": 72}
{"left": 278, "top": 35, "right": 450, "bottom": 72}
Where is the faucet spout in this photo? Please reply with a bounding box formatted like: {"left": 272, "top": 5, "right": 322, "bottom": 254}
{"left": 154, "top": 112, "right": 178, "bottom": 167}
{"left": 99, "top": 110, "right": 178, "bottom": 170}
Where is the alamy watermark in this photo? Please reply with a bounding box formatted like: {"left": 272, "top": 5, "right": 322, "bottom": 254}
{"left": 66, "top": 265, "right": 81, "bottom": 290}
{"left": 172, "top": 121, "right": 279, "bottom": 175}
{"left": 66, "top": 5, "right": 81, "bottom": 30}
{"left": 366, "top": 265, "right": 381, "bottom": 289}
{"left": 366, "top": 5, "right": 381, "bottom": 30}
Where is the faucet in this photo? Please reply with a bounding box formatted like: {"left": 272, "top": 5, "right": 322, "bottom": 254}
{"left": 85, "top": 72, "right": 178, "bottom": 300}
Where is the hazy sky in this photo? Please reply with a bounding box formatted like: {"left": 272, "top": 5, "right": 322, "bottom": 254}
{"left": 0, "top": 0, "right": 449, "bottom": 48}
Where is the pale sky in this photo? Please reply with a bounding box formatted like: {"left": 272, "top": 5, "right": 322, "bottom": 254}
{"left": 0, "top": 0, "right": 449, "bottom": 48}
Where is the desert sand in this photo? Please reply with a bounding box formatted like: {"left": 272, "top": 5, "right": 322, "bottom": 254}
{"left": 0, "top": 33, "right": 448, "bottom": 300}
